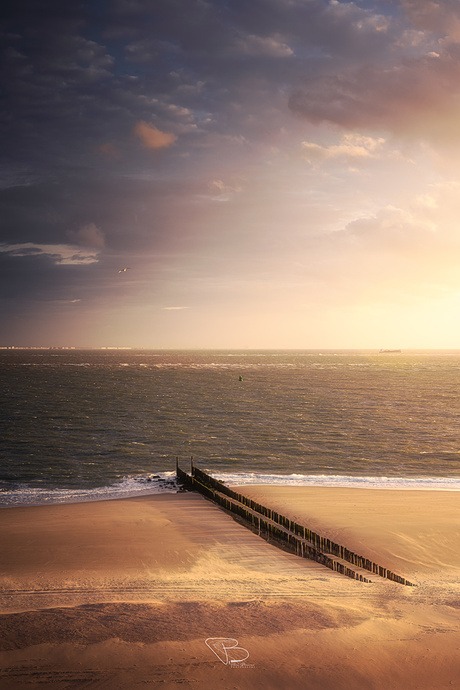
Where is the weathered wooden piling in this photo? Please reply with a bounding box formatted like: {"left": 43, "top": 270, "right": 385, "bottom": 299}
{"left": 175, "top": 459, "right": 415, "bottom": 587}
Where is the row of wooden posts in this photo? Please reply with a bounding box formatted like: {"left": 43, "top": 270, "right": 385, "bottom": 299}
{"left": 176, "top": 458, "right": 415, "bottom": 587}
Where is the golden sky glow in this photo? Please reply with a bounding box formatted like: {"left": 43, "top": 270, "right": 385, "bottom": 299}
{"left": 2, "top": 1, "right": 460, "bottom": 348}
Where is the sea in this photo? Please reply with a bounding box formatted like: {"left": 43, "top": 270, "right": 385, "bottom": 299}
{"left": 1, "top": 349, "right": 460, "bottom": 506}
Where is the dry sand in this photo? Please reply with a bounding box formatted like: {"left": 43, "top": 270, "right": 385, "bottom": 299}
{"left": 0, "top": 487, "right": 459, "bottom": 689}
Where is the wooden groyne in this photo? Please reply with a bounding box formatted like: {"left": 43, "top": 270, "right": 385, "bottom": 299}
{"left": 176, "top": 458, "right": 415, "bottom": 587}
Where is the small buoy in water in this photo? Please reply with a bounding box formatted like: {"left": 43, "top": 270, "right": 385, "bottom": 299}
{"left": 239, "top": 375, "right": 243, "bottom": 381}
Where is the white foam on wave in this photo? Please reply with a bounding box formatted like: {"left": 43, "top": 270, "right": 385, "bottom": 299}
{"left": 208, "top": 472, "right": 460, "bottom": 491}
{"left": 0, "top": 472, "right": 179, "bottom": 507}
{"left": 2, "top": 471, "right": 459, "bottom": 507}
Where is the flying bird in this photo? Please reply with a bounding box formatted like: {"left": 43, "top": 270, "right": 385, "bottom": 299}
{"left": 117, "top": 267, "right": 130, "bottom": 273}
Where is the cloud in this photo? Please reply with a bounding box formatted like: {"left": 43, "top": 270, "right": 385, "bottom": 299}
{"left": 0, "top": 0, "right": 401, "bottom": 184}
{"left": 233, "top": 34, "right": 294, "bottom": 57}
{"left": 228, "top": 0, "right": 392, "bottom": 60}
{"left": 4, "top": 0, "right": 460, "bottom": 347}
{"left": 325, "top": 182, "right": 460, "bottom": 291}
{"left": 209, "top": 178, "right": 244, "bottom": 201}
{"left": 96, "top": 142, "right": 120, "bottom": 159}
{"left": 133, "top": 121, "right": 178, "bottom": 150}
{"left": 162, "top": 306, "right": 189, "bottom": 310}
{"left": 339, "top": 205, "right": 434, "bottom": 254}
{"left": 301, "top": 133, "right": 386, "bottom": 164}
{"left": 68, "top": 223, "right": 105, "bottom": 249}
{"left": 396, "top": 1, "right": 460, "bottom": 42}
{"left": 289, "top": 48, "right": 460, "bottom": 142}
{"left": 0, "top": 243, "right": 101, "bottom": 265}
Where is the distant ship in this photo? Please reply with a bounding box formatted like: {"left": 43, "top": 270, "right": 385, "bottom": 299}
{"left": 379, "top": 349, "right": 402, "bottom": 353}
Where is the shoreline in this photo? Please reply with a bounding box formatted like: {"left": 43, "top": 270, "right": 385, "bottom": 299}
{"left": 1, "top": 487, "right": 459, "bottom": 688}
{"left": 2, "top": 473, "right": 460, "bottom": 510}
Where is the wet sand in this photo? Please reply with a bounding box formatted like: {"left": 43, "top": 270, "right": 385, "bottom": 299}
{"left": 0, "top": 487, "right": 459, "bottom": 689}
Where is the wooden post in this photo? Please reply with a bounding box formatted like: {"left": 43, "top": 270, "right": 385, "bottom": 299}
{"left": 181, "top": 462, "right": 413, "bottom": 587}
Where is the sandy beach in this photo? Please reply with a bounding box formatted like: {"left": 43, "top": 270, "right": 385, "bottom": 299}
{"left": 0, "top": 487, "right": 459, "bottom": 689}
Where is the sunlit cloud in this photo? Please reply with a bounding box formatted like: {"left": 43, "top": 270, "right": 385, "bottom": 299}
{"left": 289, "top": 52, "right": 460, "bottom": 143}
{"left": 96, "top": 142, "right": 120, "bottom": 159}
{"left": 209, "top": 178, "right": 244, "bottom": 201}
{"left": 133, "top": 121, "right": 178, "bottom": 150}
{"left": 301, "top": 133, "right": 386, "bottom": 164}
{"left": 162, "top": 306, "right": 189, "bottom": 310}
{"left": 398, "top": 0, "right": 460, "bottom": 43}
{"left": 54, "top": 299, "right": 81, "bottom": 303}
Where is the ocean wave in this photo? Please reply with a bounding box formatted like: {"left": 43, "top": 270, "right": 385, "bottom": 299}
{"left": 1, "top": 470, "right": 459, "bottom": 507}
{"left": 0, "top": 472, "right": 179, "bottom": 507}
{"left": 208, "top": 472, "right": 460, "bottom": 491}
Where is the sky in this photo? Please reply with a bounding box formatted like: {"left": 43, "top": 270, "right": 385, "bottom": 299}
{"left": 2, "top": 0, "right": 460, "bottom": 349}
